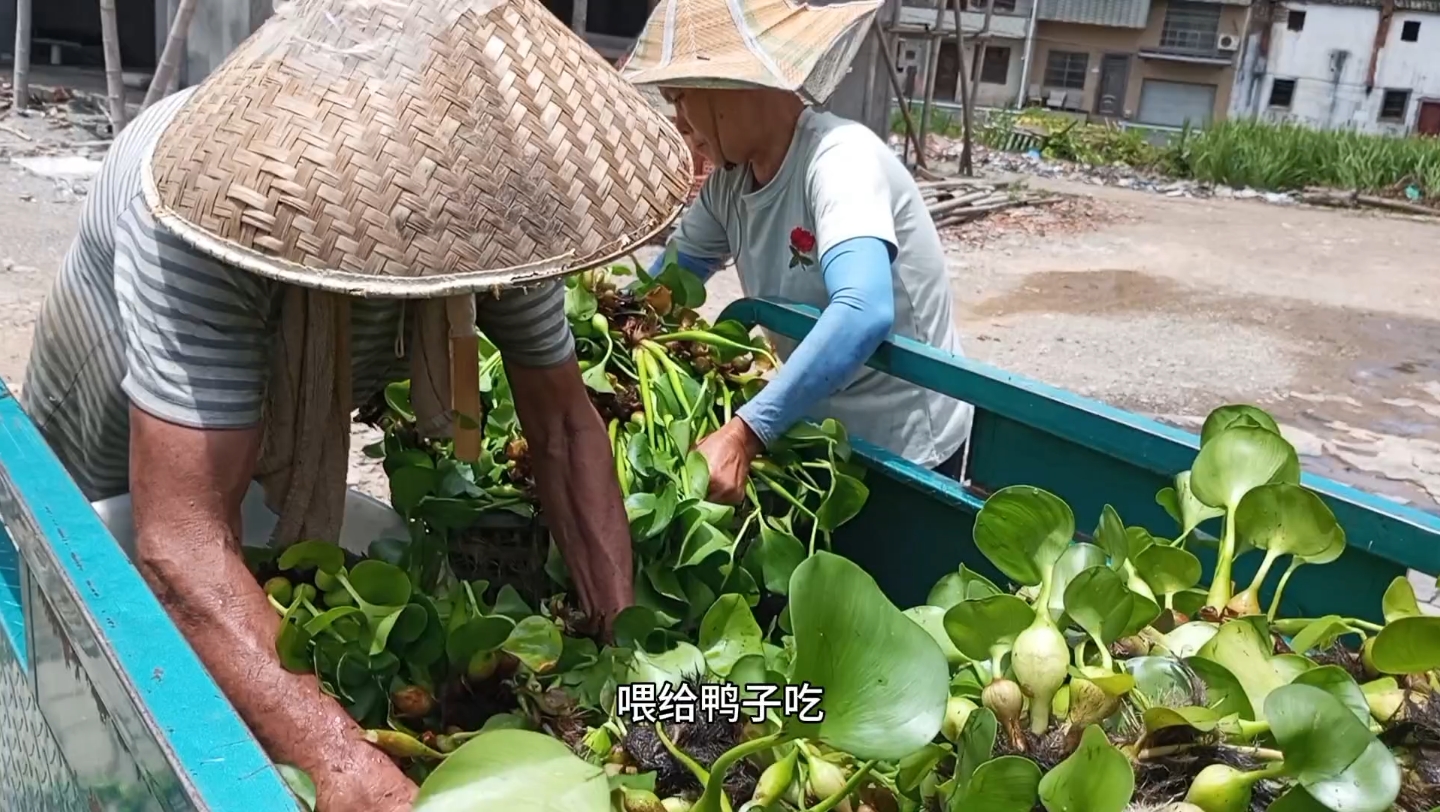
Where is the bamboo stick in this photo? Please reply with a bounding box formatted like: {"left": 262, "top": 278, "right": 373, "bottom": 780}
{"left": 12, "top": 0, "right": 31, "bottom": 112}
{"left": 98, "top": 0, "right": 128, "bottom": 131}
{"left": 446, "top": 295, "right": 482, "bottom": 463}
{"left": 145, "top": 0, "right": 199, "bottom": 109}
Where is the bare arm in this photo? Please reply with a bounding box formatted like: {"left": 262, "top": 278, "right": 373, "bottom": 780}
{"left": 129, "top": 408, "right": 415, "bottom": 812}
{"left": 506, "top": 354, "right": 634, "bottom": 635}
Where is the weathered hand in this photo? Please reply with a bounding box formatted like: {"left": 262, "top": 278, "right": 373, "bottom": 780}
{"left": 697, "top": 418, "right": 764, "bottom": 505}
{"left": 314, "top": 746, "right": 418, "bottom": 812}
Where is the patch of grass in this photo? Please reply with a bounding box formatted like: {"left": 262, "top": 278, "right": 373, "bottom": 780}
{"left": 1175, "top": 119, "right": 1440, "bottom": 198}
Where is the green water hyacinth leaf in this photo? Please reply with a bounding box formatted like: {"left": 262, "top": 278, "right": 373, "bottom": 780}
{"left": 1162, "top": 621, "right": 1219, "bottom": 658}
{"left": 1166, "top": 470, "right": 1226, "bottom": 542}
{"left": 1038, "top": 724, "right": 1134, "bottom": 812}
{"left": 1134, "top": 545, "right": 1202, "bottom": 597}
{"left": 502, "top": 616, "right": 563, "bottom": 673}
{"left": 1201, "top": 404, "right": 1281, "bottom": 446}
{"left": 698, "top": 595, "right": 764, "bottom": 676}
{"left": 1291, "top": 665, "right": 1370, "bottom": 724}
{"left": 944, "top": 595, "right": 1034, "bottom": 661}
{"left": 927, "top": 566, "right": 1003, "bottom": 610}
{"left": 446, "top": 616, "right": 515, "bottom": 667}
{"left": 1063, "top": 566, "right": 1133, "bottom": 648}
{"left": 1190, "top": 426, "right": 1300, "bottom": 511}
{"left": 787, "top": 552, "right": 950, "bottom": 760}
{"left": 1370, "top": 615, "right": 1440, "bottom": 674}
{"left": 414, "top": 728, "right": 611, "bottom": 812}
{"left": 1234, "top": 482, "right": 1343, "bottom": 572}
{"left": 1047, "top": 543, "right": 1108, "bottom": 624}
{"left": 972, "top": 486, "right": 1076, "bottom": 587}
{"left": 1264, "top": 683, "right": 1401, "bottom": 812}
{"left": 1289, "top": 615, "right": 1363, "bottom": 656}
{"left": 1268, "top": 786, "right": 1335, "bottom": 811}
{"left": 390, "top": 465, "right": 441, "bottom": 516}
{"left": 1381, "top": 576, "right": 1422, "bottom": 623}
{"left": 954, "top": 707, "right": 998, "bottom": 791}
{"left": 1093, "top": 504, "right": 1130, "bottom": 568}
{"left": 1184, "top": 656, "right": 1256, "bottom": 721}
{"left": 347, "top": 560, "right": 412, "bottom": 608}
{"left": 1141, "top": 705, "right": 1220, "bottom": 734}
{"left": 629, "top": 642, "right": 707, "bottom": 687}
{"left": 753, "top": 523, "right": 806, "bottom": 595}
{"left": 817, "top": 472, "right": 868, "bottom": 532}
{"left": 278, "top": 540, "right": 346, "bottom": 575}
{"left": 613, "top": 606, "right": 660, "bottom": 651}
{"left": 897, "top": 744, "right": 949, "bottom": 794}
{"left": 1196, "top": 615, "right": 1296, "bottom": 718}
{"left": 948, "top": 755, "right": 1041, "bottom": 812}
{"left": 904, "top": 606, "right": 968, "bottom": 666}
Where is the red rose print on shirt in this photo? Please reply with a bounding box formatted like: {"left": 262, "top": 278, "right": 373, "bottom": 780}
{"left": 788, "top": 226, "right": 817, "bottom": 269}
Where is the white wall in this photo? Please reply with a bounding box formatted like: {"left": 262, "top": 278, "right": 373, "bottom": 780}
{"left": 1256, "top": 2, "right": 1440, "bottom": 134}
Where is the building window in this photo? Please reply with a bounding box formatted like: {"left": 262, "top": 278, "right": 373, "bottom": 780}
{"left": 1380, "top": 89, "right": 1411, "bottom": 121}
{"left": 1160, "top": 0, "right": 1223, "bottom": 53}
{"left": 1401, "top": 20, "right": 1421, "bottom": 41}
{"left": 981, "top": 46, "right": 1012, "bottom": 84}
{"left": 1287, "top": 9, "right": 1306, "bottom": 30}
{"left": 1268, "top": 78, "right": 1296, "bottom": 107}
{"left": 968, "top": 0, "right": 1018, "bottom": 11}
{"left": 1044, "top": 51, "right": 1089, "bottom": 90}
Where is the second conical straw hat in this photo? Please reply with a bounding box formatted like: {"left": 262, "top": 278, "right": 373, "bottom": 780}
{"left": 141, "top": 0, "right": 695, "bottom": 298}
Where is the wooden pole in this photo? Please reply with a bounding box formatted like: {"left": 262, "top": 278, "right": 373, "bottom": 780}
{"left": 917, "top": 0, "right": 947, "bottom": 156}
{"left": 98, "top": 0, "right": 128, "bottom": 131}
{"left": 144, "top": 0, "right": 198, "bottom": 109}
{"left": 12, "top": 0, "right": 31, "bottom": 112}
{"left": 446, "top": 295, "right": 482, "bottom": 463}
{"left": 871, "top": 24, "right": 927, "bottom": 169}
{"left": 952, "top": 0, "right": 977, "bottom": 175}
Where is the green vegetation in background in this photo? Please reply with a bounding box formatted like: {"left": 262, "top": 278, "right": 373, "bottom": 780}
{"left": 891, "top": 103, "right": 1440, "bottom": 200}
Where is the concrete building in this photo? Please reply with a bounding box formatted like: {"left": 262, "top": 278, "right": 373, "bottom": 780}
{"left": 891, "top": 0, "right": 1037, "bottom": 108}
{"left": 1031, "top": 0, "right": 1251, "bottom": 127}
{"left": 892, "top": 0, "right": 1251, "bottom": 128}
{"left": 1230, "top": 0, "right": 1440, "bottom": 135}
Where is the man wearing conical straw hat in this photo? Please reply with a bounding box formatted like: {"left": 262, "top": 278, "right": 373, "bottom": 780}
{"left": 621, "top": 0, "right": 977, "bottom": 505}
{"left": 20, "top": 0, "right": 693, "bottom": 807}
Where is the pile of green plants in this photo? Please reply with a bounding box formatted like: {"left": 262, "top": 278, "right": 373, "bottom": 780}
{"left": 253, "top": 258, "right": 1440, "bottom": 812}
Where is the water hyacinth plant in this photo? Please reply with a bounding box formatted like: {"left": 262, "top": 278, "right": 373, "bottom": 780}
{"left": 253, "top": 256, "right": 1438, "bottom": 811}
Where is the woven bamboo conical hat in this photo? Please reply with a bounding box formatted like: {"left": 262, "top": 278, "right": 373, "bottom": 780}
{"left": 140, "top": 0, "right": 694, "bottom": 298}
{"left": 619, "top": 0, "right": 883, "bottom": 105}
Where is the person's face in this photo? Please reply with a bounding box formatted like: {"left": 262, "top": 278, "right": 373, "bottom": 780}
{"left": 662, "top": 87, "right": 747, "bottom": 169}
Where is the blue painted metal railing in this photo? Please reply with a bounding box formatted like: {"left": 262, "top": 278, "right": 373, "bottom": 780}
{"left": 0, "top": 379, "right": 297, "bottom": 812}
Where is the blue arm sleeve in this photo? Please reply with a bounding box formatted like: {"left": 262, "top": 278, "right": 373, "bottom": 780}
{"left": 648, "top": 249, "right": 723, "bottom": 284}
{"left": 735, "top": 236, "right": 896, "bottom": 447}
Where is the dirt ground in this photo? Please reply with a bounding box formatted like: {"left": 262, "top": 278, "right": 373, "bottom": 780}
{"left": 4, "top": 135, "right": 1440, "bottom": 589}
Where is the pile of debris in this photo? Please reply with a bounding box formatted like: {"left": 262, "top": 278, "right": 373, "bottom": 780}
{"left": 918, "top": 175, "right": 1065, "bottom": 230}
{"left": 0, "top": 81, "right": 117, "bottom": 200}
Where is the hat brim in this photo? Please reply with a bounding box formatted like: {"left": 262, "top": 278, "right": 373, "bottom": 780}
{"left": 140, "top": 141, "right": 682, "bottom": 300}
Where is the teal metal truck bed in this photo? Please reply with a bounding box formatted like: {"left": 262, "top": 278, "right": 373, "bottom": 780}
{"left": 1, "top": 295, "right": 1436, "bottom": 810}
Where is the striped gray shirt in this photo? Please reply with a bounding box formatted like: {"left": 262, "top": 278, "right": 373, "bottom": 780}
{"left": 21, "top": 87, "right": 575, "bottom": 502}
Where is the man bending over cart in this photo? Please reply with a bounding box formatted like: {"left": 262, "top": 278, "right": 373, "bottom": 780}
{"left": 621, "top": 0, "right": 977, "bottom": 505}
{"left": 17, "top": 2, "right": 695, "bottom": 808}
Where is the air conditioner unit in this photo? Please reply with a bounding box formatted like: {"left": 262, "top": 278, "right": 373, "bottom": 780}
{"left": 1217, "top": 34, "right": 1240, "bottom": 51}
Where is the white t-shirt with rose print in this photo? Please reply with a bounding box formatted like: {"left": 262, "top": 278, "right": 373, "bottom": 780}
{"left": 669, "top": 106, "right": 973, "bottom": 469}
